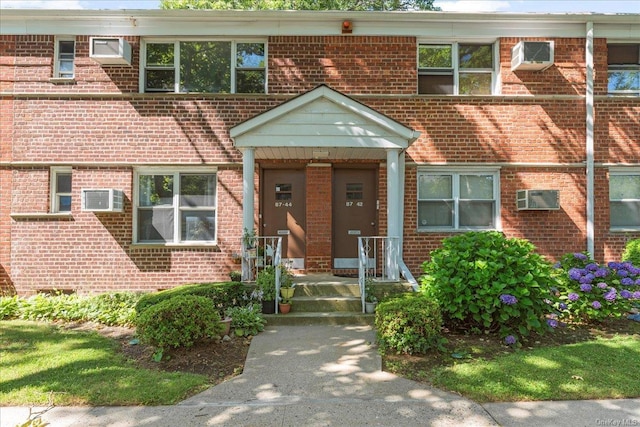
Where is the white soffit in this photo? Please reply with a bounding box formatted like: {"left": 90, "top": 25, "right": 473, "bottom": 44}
{"left": 231, "top": 85, "right": 420, "bottom": 154}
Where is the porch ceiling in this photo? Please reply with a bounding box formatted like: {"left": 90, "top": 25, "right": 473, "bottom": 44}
{"left": 230, "top": 85, "right": 420, "bottom": 160}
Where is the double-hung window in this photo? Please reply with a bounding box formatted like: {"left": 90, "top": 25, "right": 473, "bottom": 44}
{"left": 608, "top": 44, "right": 640, "bottom": 96}
{"left": 54, "top": 37, "right": 75, "bottom": 79}
{"left": 417, "top": 169, "right": 500, "bottom": 231}
{"left": 50, "top": 167, "right": 72, "bottom": 213}
{"left": 609, "top": 170, "right": 640, "bottom": 230}
{"left": 135, "top": 169, "right": 217, "bottom": 244}
{"left": 143, "top": 40, "right": 266, "bottom": 93}
{"left": 418, "top": 43, "right": 496, "bottom": 95}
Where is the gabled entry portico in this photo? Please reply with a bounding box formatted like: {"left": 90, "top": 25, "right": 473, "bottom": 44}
{"left": 230, "top": 85, "right": 420, "bottom": 277}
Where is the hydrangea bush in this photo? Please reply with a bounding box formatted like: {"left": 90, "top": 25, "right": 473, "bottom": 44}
{"left": 553, "top": 252, "right": 640, "bottom": 322}
{"left": 420, "top": 231, "right": 558, "bottom": 345}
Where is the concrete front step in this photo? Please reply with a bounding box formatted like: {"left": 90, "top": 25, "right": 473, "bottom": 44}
{"left": 294, "top": 283, "right": 361, "bottom": 297}
{"left": 291, "top": 296, "right": 362, "bottom": 312}
{"left": 264, "top": 311, "right": 374, "bottom": 326}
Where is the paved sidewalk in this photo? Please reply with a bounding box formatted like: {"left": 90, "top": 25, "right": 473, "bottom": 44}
{"left": 1, "top": 325, "right": 638, "bottom": 426}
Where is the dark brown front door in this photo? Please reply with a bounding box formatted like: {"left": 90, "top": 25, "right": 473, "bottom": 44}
{"left": 333, "top": 167, "right": 378, "bottom": 269}
{"left": 262, "top": 169, "right": 306, "bottom": 269}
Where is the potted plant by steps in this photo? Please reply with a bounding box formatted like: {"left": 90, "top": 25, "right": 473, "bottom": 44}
{"left": 279, "top": 268, "right": 295, "bottom": 299}
{"left": 219, "top": 316, "right": 233, "bottom": 336}
{"left": 256, "top": 266, "right": 277, "bottom": 314}
{"left": 364, "top": 281, "right": 378, "bottom": 314}
{"left": 279, "top": 298, "right": 292, "bottom": 314}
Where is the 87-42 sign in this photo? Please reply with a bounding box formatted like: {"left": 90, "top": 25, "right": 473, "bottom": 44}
{"left": 345, "top": 201, "right": 363, "bottom": 207}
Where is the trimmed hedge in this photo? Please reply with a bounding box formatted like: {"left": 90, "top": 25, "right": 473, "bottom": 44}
{"left": 375, "top": 293, "right": 443, "bottom": 355}
{"left": 135, "top": 282, "right": 250, "bottom": 316}
{"left": 622, "top": 238, "right": 640, "bottom": 267}
{"left": 136, "top": 295, "right": 224, "bottom": 349}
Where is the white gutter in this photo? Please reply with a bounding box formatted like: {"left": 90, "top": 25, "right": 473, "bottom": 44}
{"left": 585, "top": 22, "right": 595, "bottom": 257}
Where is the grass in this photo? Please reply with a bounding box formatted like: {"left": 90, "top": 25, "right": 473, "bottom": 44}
{"left": 431, "top": 335, "right": 640, "bottom": 402}
{"left": 0, "top": 320, "right": 211, "bottom": 406}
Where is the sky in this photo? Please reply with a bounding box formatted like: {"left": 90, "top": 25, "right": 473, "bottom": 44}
{"left": 0, "top": 0, "right": 639, "bottom": 13}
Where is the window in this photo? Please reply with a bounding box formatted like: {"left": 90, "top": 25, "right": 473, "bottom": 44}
{"left": 608, "top": 44, "right": 639, "bottom": 95}
{"left": 135, "top": 170, "right": 217, "bottom": 244}
{"left": 418, "top": 43, "right": 496, "bottom": 95}
{"left": 54, "top": 37, "right": 75, "bottom": 79}
{"left": 51, "top": 168, "right": 72, "bottom": 213}
{"left": 417, "top": 169, "right": 500, "bottom": 231}
{"left": 143, "top": 40, "right": 266, "bottom": 94}
{"left": 610, "top": 170, "right": 640, "bottom": 230}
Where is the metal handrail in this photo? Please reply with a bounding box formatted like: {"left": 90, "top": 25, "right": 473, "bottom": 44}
{"left": 358, "top": 236, "right": 401, "bottom": 312}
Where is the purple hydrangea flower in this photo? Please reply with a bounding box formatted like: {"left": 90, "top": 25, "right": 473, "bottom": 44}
{"left": 504, "top": 335, "right": 516, "bottom": 345}
{"left": 592, "top": 301, "right": 602, "bottom": 309}
{"left": 574, "top": 253, "right": 588, "bottom": 261}
{"left": 547, "top": 319, "right": 559, "bottom": 328}
{"left": 636, "top": 279, "right": 640, "bottom": 285}
{"left": 597, "top": 282, "right": 608, "bottom": 289}
{"left": 580, "top": 283, "right": 592, "bottom": 292}
{"left": 621, "top": 278, "right": 634, "bottom": 286}
{"left": 608, "top": 262, "right": 621, "bottom": 269}
{"left": 604, "top": 289, "right": 617, "bottom": 301}
{"left": 628, "top": 266, "right": 640, "bottom": 275}
{"left": 568, "top": 293, "right": 579, "bottom": 302}
{"left": 594, "top": 268, "right": 608, "bottom": 278}
{"left": 633, "top": 291, "right": 640, "bottom": 300}
{"left": 620, "top": 290, "right": 632, "bottom": 299}
{"left": 499, "top": 294, "right": 518, "bottom": 305}
{"left": 559, "top": 303, "right": 568, "bottom": 310}
{"left": 568, "top": 268, "right": 583, "bottom": 281}
{"left": 579, "top": 274, "right": 595, "bottom": 284}
{"left": 617, "top": 269, "right": 629, "bottom": 277}
{"left": 585, "top": 263, "right": 598, "bottom": 271}
{"left": 553, "top": 262, "right": 561, "bottom": 269}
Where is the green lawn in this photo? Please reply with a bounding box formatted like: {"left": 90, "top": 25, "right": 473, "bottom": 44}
{"left": 431, "top": 335, "right": 640, "bottom": 402}
{"left": 0, "top": 321, "right": 210, "bottom": 406}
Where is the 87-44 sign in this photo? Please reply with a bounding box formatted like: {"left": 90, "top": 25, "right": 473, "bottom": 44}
{"left": 275, "top": 202, "right": 292, "bottom": 207}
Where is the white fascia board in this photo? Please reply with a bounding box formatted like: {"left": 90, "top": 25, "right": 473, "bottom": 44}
{"left": 236, "top": 135, "right": 408, "bottom": 149}
{"left": 231, "top": 85, "right": 419, "bottom": 143}
{"left": 1, "top": 9, "right": 638, "bottom": 37}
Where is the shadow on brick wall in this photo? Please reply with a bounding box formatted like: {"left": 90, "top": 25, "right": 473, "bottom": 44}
{"left": 0, "top": 264, "right": 16, "bottom": 296}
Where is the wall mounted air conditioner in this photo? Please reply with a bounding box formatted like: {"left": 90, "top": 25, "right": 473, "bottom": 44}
{"left": 82, "top": 189, "right": 124, "bottom": 212}
{"left": 90, "top": 37, "right": 132, "bottom": 66}
{"left": 517, "top": 189, "right": 560, "bottom": 210}
{"left": 511, "top": 41, "right": 554, "bottom": 71}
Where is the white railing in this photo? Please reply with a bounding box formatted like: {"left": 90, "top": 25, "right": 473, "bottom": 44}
{"left": 358, "top": 236, "right": 400, "bottom": 312}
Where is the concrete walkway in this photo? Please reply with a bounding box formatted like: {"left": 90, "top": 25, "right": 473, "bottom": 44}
{"left": 1, "top": 325, "right": 639, "bottom": 426}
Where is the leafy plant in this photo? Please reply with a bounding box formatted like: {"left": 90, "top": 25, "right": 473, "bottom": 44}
{"left": 136, "top": 295, "right": 224, "bottom": 350}
{"left": 553, "top": 252, "right": 640, "bottom": 322}
{"left": 375, "top": 293, "right": 444, "bottom": 355}
{"left": 0, "top": 295, "right": 19, "bottom": 319}
{"left": 256, "top": 266, "right": 277, "bottom": 301}
{"left": 364, "top": 279, "right": 378, "bottom": 303}
{"left": 229, "top": 270, "right": 242, "bottom": 282}
{"left": 622, "top": 238, "right": 640, "bottom": 267}
{"left": 135, "top": 282, "right": 249, "bottom": 317}
{"left": 224, "top": 303, "right": 266, "bottom": 336}
{"left": 420, "top": 231, "right": 558, "bottom": 343}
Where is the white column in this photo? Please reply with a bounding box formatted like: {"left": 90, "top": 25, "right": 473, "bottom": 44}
{"left": 585, "top": 22, "right": 595, "bottom": 257}
{"left": 387, "top": 149, "right": 400, "bottom": 280}
{"left": 242, "top": 148, "right": 255, "bottom": 281}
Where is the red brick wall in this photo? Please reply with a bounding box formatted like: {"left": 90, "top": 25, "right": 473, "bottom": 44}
{"left": 268, "top": 36, "right": 417, "bottom": 95}
{"left": 305, "top": 165, "right": 332, "bottom": 272}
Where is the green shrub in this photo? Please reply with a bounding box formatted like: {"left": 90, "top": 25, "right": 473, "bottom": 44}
{"left": 420, "top": 231, "right": 557, "bottom": 342}
{"left": 85, "top": 292, "right": 141, "bottom": 326}
{"left": 375, "top": 293, "right": 443, "bottom": 355}
{"left": 136, "top": 295, "right": 224, "bottom": 349}
{"left": 17, "top": 293, "right": 86, "bottom": 322}
{"left": 0, "top": 295, "right": 19, "bottom": 319}
{"left": 135, "top": 282, "right": 249, "bottom": 316}
{"left": 224, "top": 303, "right": 266, "bottom": 337}
{"left": 622, "top": 238, "right": 640, "bottom": 267}
{"left": 553, "top": 252, "right": 640, "bottom": 322}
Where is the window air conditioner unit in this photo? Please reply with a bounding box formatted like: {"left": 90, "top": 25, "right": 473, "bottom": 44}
{"left": 82, "top": 189, "right": 124, "bottom": 213}
{"left": 90, "top": 37, "right": 132, "bottom": 66}
{"left": 511, "top": 41, "right": 554, "bottom": 71}
{"left": 517, "top": 189, "right": 560, "bottom": 210}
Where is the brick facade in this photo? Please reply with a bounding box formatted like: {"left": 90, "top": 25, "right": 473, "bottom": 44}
{"left": 1, "top": 11, "right": 638, "bottom": 295}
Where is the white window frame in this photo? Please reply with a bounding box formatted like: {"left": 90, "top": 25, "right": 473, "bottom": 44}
{"left": 54, "top": 36, "right": 75, "bottom": 79}
{"left": 139, "top": 38, "right": 267, "bottom": 94}
{"left": 417, "top": 41, "right": 500, "bottom": 95}
{"left": 50, "top": 167, "right": 72, "bottom": 213}
{"left": 609, "top": 168, "right": 640, "bottom": 231}
{"left": 607, "top": 43, "right": 640, "bottom": 96}
{"left": 133, "top": 167, "right": 218, "bottom": 246}
{"left": 417, "top": 167, "right": 501, "bottom": 232}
